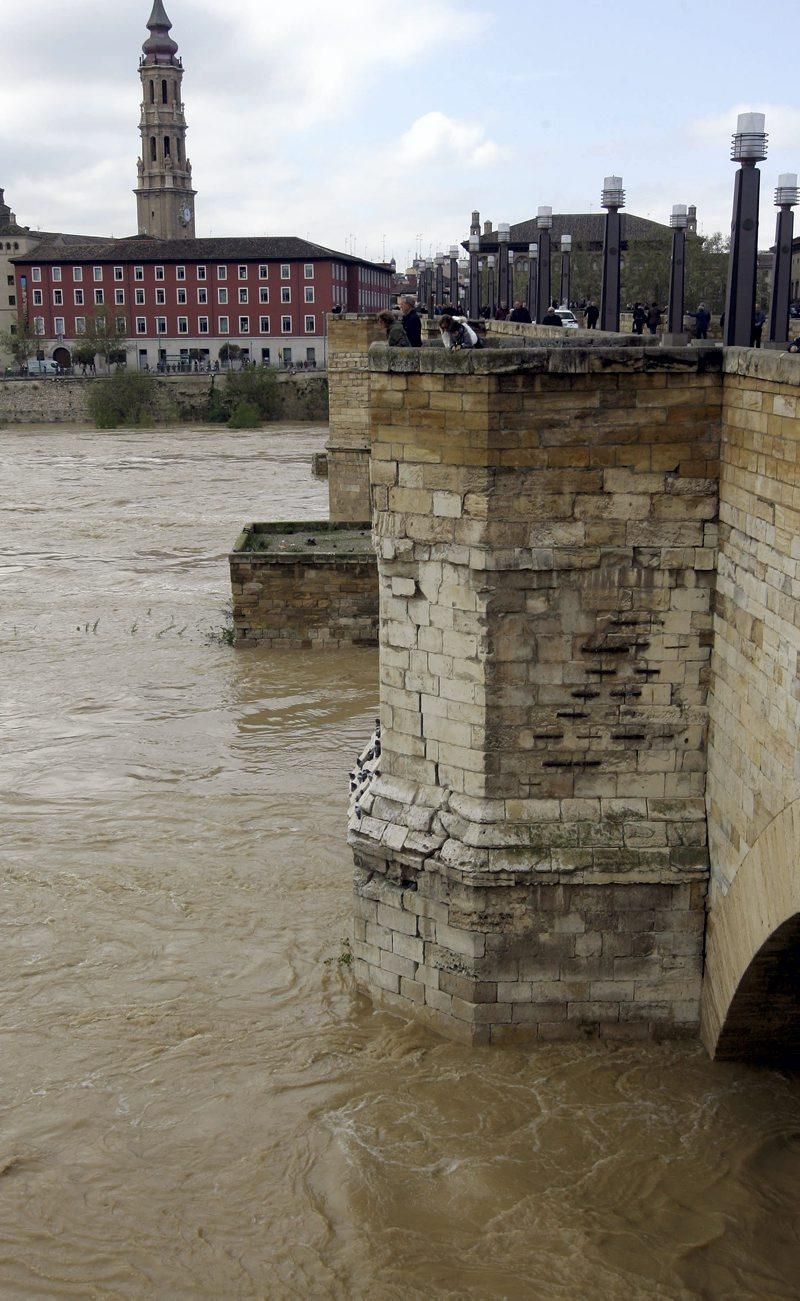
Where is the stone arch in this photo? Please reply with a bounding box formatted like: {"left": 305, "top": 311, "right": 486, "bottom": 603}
{"left": 701, "top": 799, "right": 800, "bottom": 1063}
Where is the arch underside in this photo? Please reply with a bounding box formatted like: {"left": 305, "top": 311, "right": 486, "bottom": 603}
{"left": 713, "top": 913, "right": 800, "bottom": 1063}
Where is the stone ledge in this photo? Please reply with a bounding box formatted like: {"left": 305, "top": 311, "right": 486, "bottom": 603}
{"left": 722, "top": 346, "right": 800, "bottom": 384}
{"left": 368, "top": 341, "right": 723, "bottom": 377}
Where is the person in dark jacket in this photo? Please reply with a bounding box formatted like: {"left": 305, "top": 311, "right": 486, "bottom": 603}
{"left": 646, "top": 302, "right": 662, "bottom": 335}
{"left": 399, "top": 296, "right": 422, "bottom": 347}
{"left": 752, "top": 306, "right": 766, "bottom": 348}
{"left": 541, "top": 307, "right": 563, "bottom": 326}
{"left": 377, "top": 310, "right": 410, "bottom": 347}
{"left": 632, "top": 302, "right": 646, "bottom": 334}
{"left": 691, "top": 303, "right": 711, "bottom": 339}
{"left": 494, "top": 301, "right": 509, "bottom": 320}
{"left": 585, "top": 300, "right": 599, "bottom": 329}
{"left": 509, "top": 300, "right": 532, "bottom": 323}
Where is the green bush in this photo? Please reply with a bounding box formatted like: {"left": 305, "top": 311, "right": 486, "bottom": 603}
{"left": 86, "top": 371, "right": 159, "bottom": 429}
{"left": 227, "top": 399, "right": 262, "bottom": 429}
{"left": 204, "top": 364, "right": 279, "bottom": 423}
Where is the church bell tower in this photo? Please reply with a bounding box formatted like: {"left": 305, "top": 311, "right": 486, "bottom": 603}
{"left": 135, "top": 0, "right": 197, "bottom": 240}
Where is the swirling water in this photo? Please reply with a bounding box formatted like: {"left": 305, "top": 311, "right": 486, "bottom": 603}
{"left": 0, "top": 422, "right": 798, "bottom": 1299}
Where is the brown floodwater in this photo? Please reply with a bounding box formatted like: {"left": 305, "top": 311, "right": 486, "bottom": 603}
{"left": 0, "top": 421, "right": 799, "bottom": 1300}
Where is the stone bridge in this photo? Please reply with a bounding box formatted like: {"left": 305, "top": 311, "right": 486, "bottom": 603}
{"left": 326, "top": 317, "right": 800, "bottom": 1061}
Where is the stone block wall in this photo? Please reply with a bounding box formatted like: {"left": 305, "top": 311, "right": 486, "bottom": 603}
{"left": 230, "top": 522, "right": 377, "bottom": 648}
{"left": 326, "top": 315, "right": 383, "bottom": 521}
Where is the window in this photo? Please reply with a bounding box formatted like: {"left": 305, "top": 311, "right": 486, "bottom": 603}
{"left": 238, "top": 265, "right": 248, "bottom": 280}
{"left": 218, "top": 288, "right": 228, "bottom": 304}
{"left": 150, "top": 137, "right": 157, "bottom": 162}
{"left": 52, "top": 267, "right": 62, "bottom": 282}
{"left": 114, "top": 266, "right": 124, "bottom": 281}
{"left": 259, "top": 265, "right": 269, "bottom": 279}
{"left": 7, "top": 295, "right": 15, "bottom": 307}
{"left": 281, "top": 287, "right": 291, "bottom": 303}
{"left": 239, "top": 316, "right": 250, "bottom": 333}
{"left": 238, "top": 287, "right": 248, "bottom": 304}
{"left": 217, "top": 265, "right": 227, "bottom": 279}
{"left": 176, "top": 266, "right": 186, "bottom": 281}
{"left": 32, "top": 289, "right": 43, "bottom": 306}
{"left": 73, "top": 267, "right": 83, "bottom": 282}
{"left": 218, "top": 315, "right": 229, "bottom": 334}
{"left": 259, "top": 316, "right": 270, "bottom": 333}
{"left": 134, "top": 266, "right": 144, "bottom": 281}
{"left": 135, "top": 288, "right": 145, "bottom": 305}
{"left": 161, "top": 78, "right": 168, "bottom": 104}
{"left": 281, "top": 315, "right": 292, "bottom": 333}
{"left": 304, "top": 315, "right": 316, "bottom": 333}
{"left": 75, "top": 316, "right": 86, "bottom": 334}
{"left": 31, "top": 267, "right": 41, "bottom": 282}
{"left": 304, "top": 286, "right": 314, "bottom": 303}
{"left": 156, "top": 317, "right": 167, "bottom": 334}
{"left": 280, "top": 264, "right": 290, "bottom": 279}
{"left": 34, "top": 316, "right": 45, "bottom": 334}
{"left": 197, "top": 287, "right": 208, "bottom": 304}
{"left": 259, "top": 287, "right": 269, "bottom": 304}
{"left": 197, "top": 266, "right": 206, "bottom": 281}
{"left": 94, "top": 289, "right": 104, "bottom": 305}
{"left": 93, "top": 267, "right": 103, "bottom": 282}
{"left": 115, "top": 289, "right": 125, "bottom": 305}
{"left": 156, "top": 288, "right": 166, "bottom": 305}
{"left": 304, "top": 264, "right": 314, "bottom": 279}
{"left": 115, "top": 316, "right": 126, "bottom": 335}
{"left": 54, "top": 316, "right": 65, "bottom": 335}
{"left": 177, "top": 288, "right": 187, "bottom": 305}
{"left": 198, "top": 316, "right": 209, "bottom": 334}
{"left": 178, "top": 316, "right": 188, "bottom": 334}
{"left": 53, "top": 289, "right": 63, "bottom": 306}
{"left": 155, "top": 266, "right": 165, "bottom": 281}
{"left": 136, "top": 317, "right": 147, "bottom": 334}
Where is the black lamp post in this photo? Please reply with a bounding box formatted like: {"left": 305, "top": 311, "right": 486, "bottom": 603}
{"left": 768, "top": 172, "right": 798, "bottom": 344}
{"left": 448, "top": 246, "right": 460, "bottom": 310}
{"left": 667, "top": 203, "right": 689, "bottom": 336}
{"left": 434, "top": 253, "right": 445, "bottom": 311}
{"left": 469, "top": 235, "right": 480, "bottom": 317}
{"left": 536, "top": 206, "right": 553, "bottom": 323}
{"left": 559, "top": 234, "right": 572, "bottom": 306}
{"left": 527, "top": 243, "right": 538, "bottom": 320}
{"left": 600, "top": 176, "right": 624, "bottom": 332}
{"left": 487, "top": 255, "right": 496, "bottom": 317}
{"left": 723, "top": 112, "right": 767, "bottom": 347}
{"left": 497, "top": 223, "right": 510, "bottom": 312}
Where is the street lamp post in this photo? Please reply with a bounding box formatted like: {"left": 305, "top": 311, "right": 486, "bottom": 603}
{"left": 497, "top": 223, "right": 510, "bottom": 313}
{"left": 418, "top": 259, "right": 429, "bottom": 312}
{"left": 667, "top": 204, "right": 689, "bottom": 337}
{"left": 434, "top": 253, "right": 445, "bottom": 312}
{"left": 768, "top": 172, "right": 798, "bottom": 344}
{"left": 449, "top": 245, "right": 460, "bottom": 310}
{"left": 487, "top": 255, "right": 496, "bottom": 317}
{"left": 600, "top": 176, "right": 624, "bottom": 332}
{"left": 508, "top": 249, "right": 516, "bottom": 304}
{"left": 527, "top": 243, "right": 538, "bottom": 320}
{"left": 468, "top": 235, "right": 480, "bottom": 317}
{"left": 536, "top": 206, "right": 553, "bottom": 324}
{"left": 724, "top": 112, "right": 767, "bottom": 346}
{"left": 559, "top": 234, "right": 572, "bottom": 306}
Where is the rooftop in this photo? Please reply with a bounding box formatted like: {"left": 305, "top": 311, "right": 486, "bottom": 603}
{"left": 13, "top": 234, "right": 391, "bottom": 271}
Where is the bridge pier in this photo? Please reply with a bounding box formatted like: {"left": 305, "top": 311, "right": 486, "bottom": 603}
{"left": 349, "top": 342, "right": 720, "bottom": 1043}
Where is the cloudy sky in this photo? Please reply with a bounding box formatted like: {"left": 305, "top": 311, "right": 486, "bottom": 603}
{"left": 2, "top": 0, "right": 797, "bottom": 266}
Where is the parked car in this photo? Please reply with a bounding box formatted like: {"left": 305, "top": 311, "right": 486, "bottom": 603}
{"left": 25, "top": 358, "right": 59, "bottom": 374}
{"left": 555, "top": 309, "right": 579, "bottom": 329}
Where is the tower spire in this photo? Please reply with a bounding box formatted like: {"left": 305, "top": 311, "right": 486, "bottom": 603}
{"left": 142, "top": 0, "right": 179, "bottom": 65}
{"left": 135, "top": 1, "right": 196, "bottom": 238}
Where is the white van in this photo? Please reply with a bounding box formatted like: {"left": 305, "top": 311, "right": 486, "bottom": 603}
{"left": 25, "top": 359, "right": 59, "bottom": 374}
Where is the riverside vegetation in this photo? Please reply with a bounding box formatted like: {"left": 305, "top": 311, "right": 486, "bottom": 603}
{"left": 84, "top": 364, "right": 280, "bottom": 429}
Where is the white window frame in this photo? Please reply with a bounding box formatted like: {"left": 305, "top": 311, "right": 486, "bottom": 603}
{"left": 238, "top": 265, "right": 248, "bottom": 280}
{"left": 259, "top": 287, "right": 269, "bottom": 304}
{"left": 156, "top": 288, "right": 166, "bottom": 305}
{"left": 73, "top": 267, "right": 83, "bottom": 282}
{"left": 115, "top": 289, "right": 125, "bottom": 305}
{"left": 259, "top": 264, "right": 269, "bottom": 279}
{"left": 198, "top": 316, "right": 209, "bottom": 334}
{"left": 32, "top": 289, "right": 43, "bottom": 306}
{"left": 304, "top": 315, "right": 316, "bottom": 333}
{"left": 281, "top": 315, "right": 292, "bottom": 333}
{"left": 134, "top": 266, "right": 144, "bottom": 282}
{"left": 217, "top": 265, "right": 227, "bottom": 280}
{"left": 114, "top": 266, "right": 124, "bottom": 282}
{"left": 75, "top": 316, "right": 86, "bottom": 334}
{"left": 281, "top": 286, "right": 291, "bottom": 303}
{"left": 34, "top": 316, "right": 45, "bottom": 333}
{"left": 94, "top": 288, "right": 104, "bottom": 305}
{"left": 197, "top": 287, "right": 208, "bottom": 304}
{"left": 93, "top": 266, "right": 103, "bottom": 282}
{"left": 156, "top": 316, "right": 167, "bottom": 334}
{"left": 52, "top": 266, "right": 62, "bottom": 282}
{"left": 135, "top": 288, "right": 145, "bottom": 305}
{"left": 177, "top": 288, "right": 187, "bottom": 305}
{"left": 304, "top": 286, "right": 314, "bottom": 303}
{"left": 155, "top": 266, "right": 165, "bottom": 281}
{"left": 74, "top": 289, "right": 84, "bottom": 306}
{"left": 54, "top": 315, "right": 65, "bottom": 335}
{"left": 218, "top": 287, "right": 228, "bottom": 305}
{"left": 259, "top": 316, "right": 270, "bottom": 333}
{"left": 218, "top": 315, "right": 229, "bottom": 334}
{"left": 238, "top": 287, "right": 248, "bottom": 304}
{"left": 280, "top": 264, "right": 290, "bottom": 279}
{"left": 136, "top": 316, "right": 147, "bottom": 334}
{"left": 239, "top": 315, "right": 250, "bottom": 333}
{"left": 31, "top": 267, "right": 42, "bottom": 282}
{"left": 197, "top": 266, "right": 207, "bottom": 281}
{"left": 176, "top": 266, "right": 186, "bottom": 281}
{"left": 177, "top": 316, "right": 188, "bottom": 334}
{"left": 304, "top": 264, "right": 314, "bottom": 279}
{"left": 53, "top": 289, "right": 63, "bottom": 306}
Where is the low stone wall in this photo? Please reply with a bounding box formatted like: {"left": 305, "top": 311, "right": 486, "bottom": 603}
{"left": 0, "top": 371, "right": 328, "bottom": 425}
{"left": 230, "top": 521, "right": 378, "bottom": 649}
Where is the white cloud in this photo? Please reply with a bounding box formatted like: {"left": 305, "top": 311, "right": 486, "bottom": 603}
{"left": 397, "top": 113, "right": 508, "bottom": 169}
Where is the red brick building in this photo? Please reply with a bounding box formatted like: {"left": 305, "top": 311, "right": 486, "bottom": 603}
{"left": 12, "top": 237, "right": 391, "bottom": 370}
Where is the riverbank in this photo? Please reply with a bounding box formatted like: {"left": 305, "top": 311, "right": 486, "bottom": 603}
{"left": 0, "top": 370, "right": 328, "bottom": 425}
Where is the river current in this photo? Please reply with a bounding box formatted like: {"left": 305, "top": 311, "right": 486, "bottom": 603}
{"left": 0, "top": 422, "right": 798, "bottom": 1299}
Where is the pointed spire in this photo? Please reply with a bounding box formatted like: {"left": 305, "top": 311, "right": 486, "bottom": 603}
{"left": 142, "top": 0, "right": 179, "bottom": 64}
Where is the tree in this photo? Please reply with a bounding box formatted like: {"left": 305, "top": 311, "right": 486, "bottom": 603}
{"left": 219, "top": 343, "right": 242, "bottom": 366}
{"left": 0, "top": 321, "right": 39, "bottom": 370}
{"left": 79, "top": 309, "right": 129, "bottom": 371}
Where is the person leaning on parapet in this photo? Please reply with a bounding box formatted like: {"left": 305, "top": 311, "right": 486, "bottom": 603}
{"left": 377, "top": 309, "right": 411, "bottom": 347}
{"left": 494, "top": 301, "right": 509, "bottom": 320}
{"left": 584, "top": 300, "right": 599, "bottom": 329}
{"left": 438, "top": 315, "right": 480, "bottom": 349}
{"left": 398, "top": 295, "right": 422, "bottom": 347}
{"left": 541, "top": 305, "right": 563, "bottom": 326}
{"left": 647, "top": 302, "right": 662, "bottom": 335}
{"left": 689, "top": 302, "right": 711, "bottom": 339}
{"left": 787, "top": 335, "right": 800, "bottom": 352}
{"left": 509, "top": 300, "right": 532, "bottom": 323}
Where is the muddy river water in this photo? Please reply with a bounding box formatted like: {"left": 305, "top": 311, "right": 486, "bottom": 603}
{"left": 0, "top": 422, "right": 799, "bottom": 1299}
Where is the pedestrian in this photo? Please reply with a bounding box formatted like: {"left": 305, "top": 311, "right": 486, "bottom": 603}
{"left": 692, "top": 303, "right": 711, "bottom": 340}
{"left": 398, "top": 295, "right": 422, "bottom": 347}
{"left": 509, "top": 300, "right": 532, "bottom": 323}
{"left": 752, "top": 305, "right": 766, "bottom": 348}
{"left": 480, "top": 305, "right": 491, "bottom": 320}
{"left": 494, "top": 301, "right": 509, "bottom": 321}
{"left": 632, "top": 302, "right": 646, "bottom": 335}
{"left": 541, "top": 305, "right": 563, "bottom": 327}
{"left": 646, "top": 302, "right": 662, "bottom": 335}
{"left": 585, "top": 300, "right": 599, "bottom": 329}
{"left": 377, "top": 309, "right": 410, "bottom": 347}
{"left": 438, "top": 315, "right": 480, "bottom": 349}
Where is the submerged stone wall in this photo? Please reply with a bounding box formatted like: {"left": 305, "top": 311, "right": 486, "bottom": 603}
{"left": 230, "top": 522, "right": 377, "bottom": 649}
{"left": 350, "top": 342, "right": 722, "bottom": 1043}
